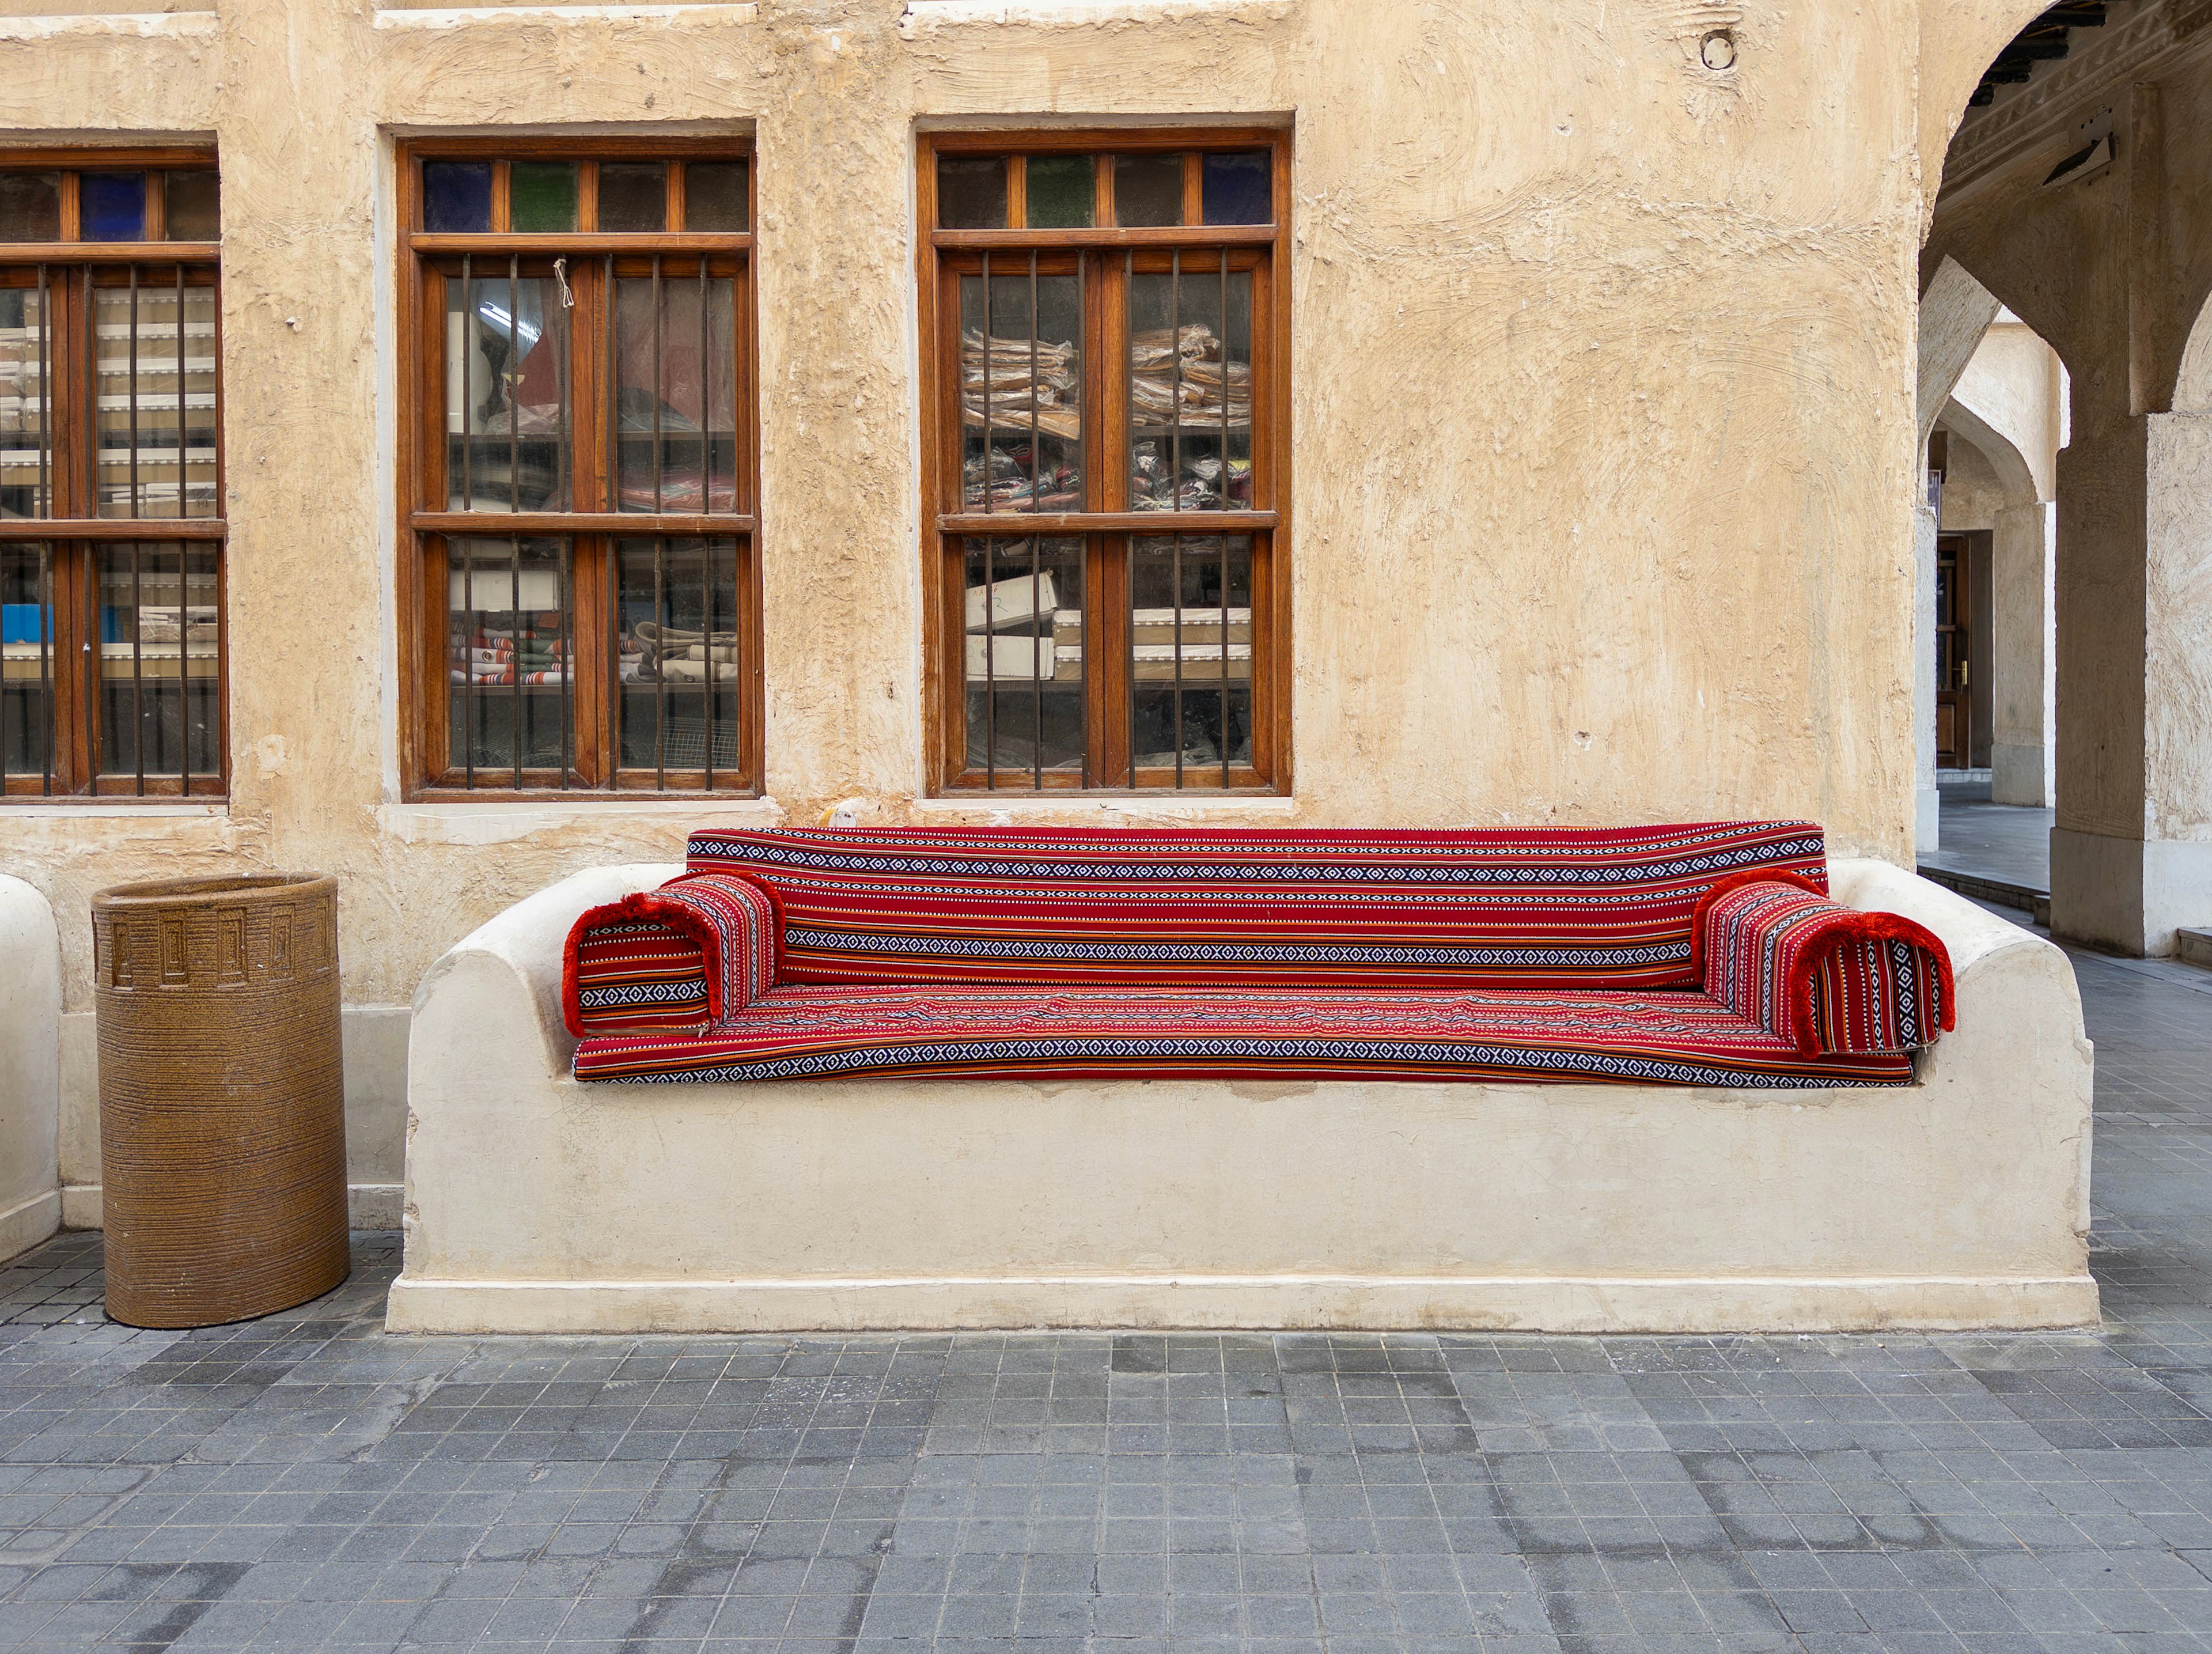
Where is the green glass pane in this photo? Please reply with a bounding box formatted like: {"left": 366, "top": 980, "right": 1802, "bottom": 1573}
{"left": 1025, "top": 154, "right": 1093, "bottom": 229}
{"left": 510, "top": 162, "right": 578, "bottom": 233}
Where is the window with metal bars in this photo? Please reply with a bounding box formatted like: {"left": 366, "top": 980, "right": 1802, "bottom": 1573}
{"left": 921, "top": 132, "right": 1288, "bottom": 793}
{"left": 400, "top": 143, "right": 758, "bottom": 795}
{"left": 0, "top": 153, "right": 224, "bottom": 798}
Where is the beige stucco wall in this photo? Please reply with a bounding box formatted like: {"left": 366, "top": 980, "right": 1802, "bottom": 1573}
{"left": 0, "top": 0, "right": 2059, "bottom": 1174}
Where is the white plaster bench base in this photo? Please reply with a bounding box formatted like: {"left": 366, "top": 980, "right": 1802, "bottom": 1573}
{"left": 387, "top": 860, "right": 2098, "bottom": 1335}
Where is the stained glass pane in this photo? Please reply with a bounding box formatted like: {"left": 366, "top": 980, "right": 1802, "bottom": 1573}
{"left": 510, "top": 162, "right": 578, "bottom": 233}
{"left": 1113, "top": 153, "right": 1183, "bottom": 227}
{"left": 163, "top": 170, "right": 219, "bottom": 240}
{"left": 937, "top": 157, "right": 1006, "bottom": 230}
{"left": 1202, "top": 151, "right": 1271, "bottom": 225}
{"left": 81, "top": 174, "right": 145, "bottom": 241}
{"left": 685, "top": 162, "right": 748, "bottom": 232}
{"left": 597, "top": 163, "right": 669, "bottom": 233}
{"left": 0, "top": 175, "right": 59, "bottom": 241}
{"left": 1025, "top": 154, "right": 1093, "bottom": 229}
{"left": 423, "top": 162, "right": 492, "bottom": 233}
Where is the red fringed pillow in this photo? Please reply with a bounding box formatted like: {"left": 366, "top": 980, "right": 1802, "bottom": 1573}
{"left": 562, "top": 871, "right": 781, "bottom": 1038}
{"left": 1692, "top": 871, "right": 1955, "bottom": 1057}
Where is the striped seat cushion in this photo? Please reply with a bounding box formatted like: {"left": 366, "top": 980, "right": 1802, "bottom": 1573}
{"left": 680, "top": 822, "right": 1828, "bottom": 992}
{"left": 572, "top": 982, "right": 1915, "bottom": 1088}
{"left": 1694, "top": 873, "right": 1953, "bottom": 1056}
{"left": 562, "top": 872, "right": 781, "bottom": 1038}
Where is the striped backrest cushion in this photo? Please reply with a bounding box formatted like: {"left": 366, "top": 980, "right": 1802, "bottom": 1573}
{"left": 683, "top": 822, "right": 1827, "bottom": 990}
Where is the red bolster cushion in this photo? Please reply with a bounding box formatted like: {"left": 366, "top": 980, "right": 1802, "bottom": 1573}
{"left": 561, "top": 871, "right": 782, "bottom": 1039}
{"left": 1692, "top": 871, "right": 1955, "bottom": 1057}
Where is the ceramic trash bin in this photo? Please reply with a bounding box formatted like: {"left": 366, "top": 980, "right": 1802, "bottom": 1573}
{"left": 90, "top": 873, "right": 350, "bottom": 1328}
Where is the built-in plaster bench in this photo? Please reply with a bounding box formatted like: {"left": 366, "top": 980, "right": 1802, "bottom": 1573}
{"left": 389, "top": 824, "right": 2096, "bottom": 1335}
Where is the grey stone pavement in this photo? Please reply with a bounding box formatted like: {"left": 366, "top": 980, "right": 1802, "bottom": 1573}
{"left": 1916, "top": 779, "right": 2055, "bottom": 907}
{"left": 4, "top": 918, "right": 2212, "bottom": 1651}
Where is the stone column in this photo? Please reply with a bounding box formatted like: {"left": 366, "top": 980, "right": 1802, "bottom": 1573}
{"left": 2050, "top": 412, "right": 2212, "bottom": 955}
{"left": 1914, "top": 500, "right": 1941, "bottom": 851}
{"left": 1989, "top": 498, "right": 2055, "bottom": 807}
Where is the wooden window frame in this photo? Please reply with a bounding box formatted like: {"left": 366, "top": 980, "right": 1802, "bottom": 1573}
{"left": 395, "top": 136, "right": 761, "bottom": 800}
{"left": 918, "top": 127, "right": 1293, "bottom": 796}
{"left": 0, "top": 146, "right": 227, "bottom": 801}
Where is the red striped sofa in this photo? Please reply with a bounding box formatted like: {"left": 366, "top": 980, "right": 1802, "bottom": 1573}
{"left": 560, "top": 822, "right": 1953, "bottom": 1089}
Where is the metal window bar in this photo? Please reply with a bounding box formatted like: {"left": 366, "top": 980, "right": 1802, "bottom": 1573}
{"left": 983, "top": 536, "right": 995, "bottom": 788}
{"left": 606, "top": 533, "right": 619, "bottom": 796}
{"left": 1172, "top": 533, "right": 1184, "bottom": 791}
{"left": 653, "top": 535, "right": 666, "bottom": 788}
{"left": 1030, "top": 538, "right": 1042, "bottom": 790}
{"left": 558, "top": 535, "right": 571, "bottom": 790}
{"left": 980, "top": 254, "right": 993, "bottom": 516}
{"left": 131, "top": 544, "right": 145, "bottom": 794}
{"left": 1219, "top": 251, "right": 1230, "bottom": 514}
{"left": 1220, "top": 537, "right": 1230, "bottom": 791}
{"left": 698, "top": 262, "right": 710, "bottom": 517}
{"left": 459, "top": 255, "right": 472, "bottom": 512}
{"left": 506, "top": 257, "right": 520, "bottom": 513}
{"left": 602, "top": 256, "right": 614, "bottom": 505}
{"left": 35, "top": 266, "right": 49, "bottom": 519}
{"left": 555, "top": 259, "right": 571, "bottom": 512}
{"left": 652, "top": 256, "right": 664, "bottom": 512}
{"left": 37, "top": 543, "right": 51, "bottom": 795}
{"left": 173, "top": 269, "right": 186, "bottom": 523}
{"left": 509, "top": 533, "right": 523, "bottom": 788}
{"left": 1027, "top": 253, "right": 1039, "bottom": 521}
{"left": 603, "top": 256, "right": 616, "bottom": 793}
{"left": 705, "top": 534, "right": 721, "bottom": 792}
{"left": 127, "top": 267, "right": 139, "bottom": 518}
{"left": 700, "top": 264, "right": 717, "bottom": 793}
{"left": 1124, "top": 251, "right": 1135, "bottom": 788}
{"left": 1170, "top": 249, "right": 1182, "bottom": 515}
{"left": 1077, "top": 254, "right": 1088, "bottom": 789}
{"left": 461, "top": 536, "right": 475, "bottom": 789}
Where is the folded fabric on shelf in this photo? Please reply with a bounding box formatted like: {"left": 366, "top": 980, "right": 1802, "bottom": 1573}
{"left": 960, "top": 330, "right": 1081, "bottom": 441}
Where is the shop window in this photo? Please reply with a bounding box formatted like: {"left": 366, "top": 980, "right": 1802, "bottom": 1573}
{"left": 399, "top": 143, "right": 757, "bottom": 795}
{"left": 0, "top": 154, "right": 225, "bottom": 798}
{"left": 919, "top": 132, "right": 1289, "bottom": 792}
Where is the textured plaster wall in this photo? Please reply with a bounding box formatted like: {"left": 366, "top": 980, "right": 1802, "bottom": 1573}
{"left": 1939, "top": 433, "right": 2009, "bottom": 531}
{"left": 0, "top": 0, "right": 2044, "bottom": 1025}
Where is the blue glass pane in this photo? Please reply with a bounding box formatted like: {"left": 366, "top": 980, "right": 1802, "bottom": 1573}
{"left": 423, "top": 162, "right": 493, "bottom": 233}
{"left": 81, "top": 173, "right": 146, "bottom": 241}
{"left": 1202, "top": 152, "right": 1271, "bottom": 226}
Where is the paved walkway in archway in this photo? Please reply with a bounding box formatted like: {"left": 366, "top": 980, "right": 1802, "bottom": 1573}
{"left": 1918, "top": 783, "right": 2054, "bottom": 902}
{"left": 2, "top": 920, "right": 2211, "bottom": 1652}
